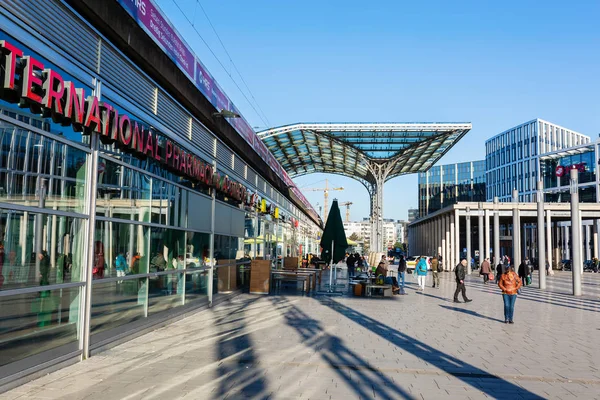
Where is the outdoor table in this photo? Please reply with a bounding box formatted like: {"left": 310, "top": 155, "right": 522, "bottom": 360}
{"left": 270, "top": 270, "right": 315, "bottom": 294}
{"left": 298, "top": 268, "right": 322, "bottom": 288}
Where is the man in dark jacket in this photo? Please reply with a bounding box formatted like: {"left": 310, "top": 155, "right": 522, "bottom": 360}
{"left": 346, "top": 253, "right": 356, "bottom": 278}
{"left": 397, "top": 255, "right": 407, "bottom": 295}
{"left": 431, "top": 256, "right": 440, "bottom": 288}
{"left": 453, "top": 259, "right": 472, "bottom": 303}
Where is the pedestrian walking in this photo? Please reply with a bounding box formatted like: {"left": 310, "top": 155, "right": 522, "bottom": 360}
{"left": 480, "top": 257, "right": 491, "bottom": 283}
{"left": 431, "top": 256, "right": 440, "bottom": 288}
{"left": 397, "top": 255, "right": 407, "bottom": 294}
{"left": 495, "top": 262, "right": 504, "bottom": 283}
{"left": 518, "top": 257, "right": 531, "bottom": 286}
{"left": 346, "top": 253, "right": 356, "bottom": 278}
{"left": 498, "top": 264, "right": 522, "bottom": 324}
{"left": 453, "top": 259, "right": 472, "bottom": 303}
{"left": 415, "top": 256, "right": 428, "bottom": 291}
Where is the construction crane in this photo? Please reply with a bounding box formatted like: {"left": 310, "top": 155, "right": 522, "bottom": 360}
{"left": 339, "top": 201, "right": 353, "bottom": 223}
{"left": 305, "top": 179, "right": 344, "bottom": 222}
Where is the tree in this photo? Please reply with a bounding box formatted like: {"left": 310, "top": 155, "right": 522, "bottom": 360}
{"left": 348, "top": 233, "right": 361, "bottom": 241}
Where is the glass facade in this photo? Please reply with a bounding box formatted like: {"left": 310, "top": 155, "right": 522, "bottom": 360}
{"left": 485, "top": 119, "right": 590, "bottom": 202}
{"left": 418, "top": 160, "right": 486, "bottom": 217}
{"left": 540, "top": 144, "right": 598, "bottom": 203}
{"left": 0, "top": 6, "right": 321, "bottom": 388}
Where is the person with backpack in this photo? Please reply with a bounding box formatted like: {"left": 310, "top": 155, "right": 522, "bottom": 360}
{"left": 431, "top": 256, "right": 440, "bottom": 288}
{"left": 415, "top": 256, "right": 428, "bottom": 291}
{"left": 453, "top": 259, "right": 472, "bottom": 303}
{"left": 397, "top": 255, "right": 407, "bottom": 294}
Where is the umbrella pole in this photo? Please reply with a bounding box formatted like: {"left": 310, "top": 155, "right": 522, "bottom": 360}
{"left": 329, "top": 240, "right": 334, "bottom": 292}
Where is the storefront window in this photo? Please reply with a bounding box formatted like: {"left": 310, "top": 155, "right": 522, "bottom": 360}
{"left": 0, "top": 286, "right": 81, "bottom": 367}
{"left": 186, "top": 231, "right": 210, "bottom": 268}
{"left": 147, "top": 228, "right": 185, "bottom": 313}
{"left": 96, "top": 159, "right": 152, "bottom": 223}
{"left": 0, "top": 115, "right": 90, "bottom": 213}
{"left": 0, "top": 209, "right": 85, "bottom": 290}
{"left": 92, "top": 220, "right": 149, "bottom": 279}
{"left": 90, "top": 278, "right": 146, "bottom": 336}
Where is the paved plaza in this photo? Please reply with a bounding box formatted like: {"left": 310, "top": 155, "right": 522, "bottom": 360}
{"left": 2, "top": 271, "right": 600, "bottom": 400}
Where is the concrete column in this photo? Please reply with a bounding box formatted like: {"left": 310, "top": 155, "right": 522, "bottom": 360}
{"left": 478, "top": 203, "right": 484, "bottom": 267}
{"left": 485, "top": 208, "right": 491, "bottom": 261}
{"left": 437, "top": 217, "right": 442, "bottom": 259}
{"left": 547, "top": 210, "right": 554, "bottom": 276}
{"left": 565, "top": 225, "right": 570, "bottom": 259}
{"left": 493, "top": 197, "right": 500, "bottom": 266}
{"left": 570, "top": 168, "right": 582, "bottom": 296}
{"left": 455, "top": 208, "right": 460, "bottom": 267}
{"left": 537, "top": 181, "right": 546, "bottom": 289}
{"left": 585, "top": 225, "right": 591, "bottom": 261}
{"left": 444, "top": 216, "right": 449, "bottom": 271}
{"left": 466, "top": 207, "right": 472, "bottom": 274}
{"left": 512, "top": 189, "right": 521, "bottom": 269}
{"left": 593, "top": 220, "right": 599, "bottom": 259}
{"left": 450, "top": 214, "right": 455, "bottom": 270}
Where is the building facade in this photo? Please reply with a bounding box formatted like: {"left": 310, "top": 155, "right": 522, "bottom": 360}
{"left": 408, "top": 208, "right": 419, "bottom": 223}
{"left": 540, "top": 141, "right": 599, "bottom": 203}
{"left": 0, "top": 1, "right": 321, "bottom": 390}
{"left": 343, "top": 218, "right": 399, "bottom": 249}
{"left": 485, "top": 119, "right": 590, "bottom": 202}
{"left": 418, "top": 160, "right": 486, "bottom": 218}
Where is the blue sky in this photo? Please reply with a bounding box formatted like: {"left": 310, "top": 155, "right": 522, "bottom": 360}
{"left": 156, "top": 0, "right": 600, "bottom": 222}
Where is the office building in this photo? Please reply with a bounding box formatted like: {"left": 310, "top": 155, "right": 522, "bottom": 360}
{"left": 418, "top": 160, "right": 486, "bottom": 218}
{"left": 540, "top": 140, "right": 599, "bottom": 203}
{"left": 485, "top": 119, "right": 590, "bottom": 202}
{"left": 408, "top": 208, "right": 419, "bottom": 223}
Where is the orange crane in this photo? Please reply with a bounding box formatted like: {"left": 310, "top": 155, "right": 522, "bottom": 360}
{"left": 339, "top": 201, "right": 353, "bottom": 223}
{"left": 305, "top": 179, "right": 344, "bottom": 222}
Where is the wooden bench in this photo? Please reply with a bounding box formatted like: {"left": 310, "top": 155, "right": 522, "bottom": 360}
{"left": 365, "top": 284, "right": 393, "bottom": 297}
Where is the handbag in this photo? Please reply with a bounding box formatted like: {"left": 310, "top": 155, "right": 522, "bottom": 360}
{"left": 488, "top": 273, "right": 494, "bottom": 280}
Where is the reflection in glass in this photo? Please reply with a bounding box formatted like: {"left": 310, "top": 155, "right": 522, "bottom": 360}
{"left": 148, "top": 228, "right": 185, "bottom": 313}
{"left": 0, "top": 209, "right": 85, "bottom": 290}
{"left": 93, "top": 220, "right": 149, "bottom": 279}
{"left": 90, "top": 278, "right": 146, "bottom": 336}
{"left": 0, "top": 286, "right": 81, "bottom": 367}
{"left": 185, "top": 270, "right": 209, "bottom": 302}
{"left": 0, "top": 119, "right": 89, "bottom": 213}
{"left": 186, "top": 231, "right": 210, "bottom": 268}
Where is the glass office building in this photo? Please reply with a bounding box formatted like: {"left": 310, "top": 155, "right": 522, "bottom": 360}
{"left": 0, "top": 1, "right": 321, "bottom": 390}
{"left": 540, "top": 142, "right": 599, "bottom": 203}
{"left": 418, "top": 160, "right": 486, "bottom": 218}
{"left": 485, "top": 119, "right": 590, "bottom": 202}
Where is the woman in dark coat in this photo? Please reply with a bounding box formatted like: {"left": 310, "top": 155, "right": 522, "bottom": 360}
{"left": 480, "top": 258, "right": 491, "bottom": 283}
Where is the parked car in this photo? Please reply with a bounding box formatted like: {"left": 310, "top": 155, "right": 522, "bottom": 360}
{"left": 561, "top": 259, "right": 571, "bottom": 271}
{"left": 406, "top": 256, "right": 431, "bottom": 272}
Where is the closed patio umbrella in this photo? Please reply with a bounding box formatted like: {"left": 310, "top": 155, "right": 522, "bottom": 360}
{"left": 319, "top": 199, "right": 348, "bottom": 291}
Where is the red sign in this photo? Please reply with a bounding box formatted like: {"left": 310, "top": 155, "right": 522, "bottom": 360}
{"left": 556, "top": 165, "right": 566, "bottom": 177}
{"left": 0, "top": 40, "right": 251, "bottom": 205}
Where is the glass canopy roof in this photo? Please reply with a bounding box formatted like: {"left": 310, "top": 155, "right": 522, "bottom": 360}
{"left": 257, "top": 123, "right": 472, "bottom": 185}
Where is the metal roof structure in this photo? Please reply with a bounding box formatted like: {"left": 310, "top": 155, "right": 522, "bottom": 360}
{"left": 257, "top": 122, "right": 472, "bottom": 252}
{"left": 257, "top": 123, "right": 472, "bottom": 186}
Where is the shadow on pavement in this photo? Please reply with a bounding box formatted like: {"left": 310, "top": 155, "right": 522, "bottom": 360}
{"left": 439, "top": 304, "right": 506, "bottom": 323}
{"left": 213, "top": 296, "right": 270, "bottom": 399}
{"left": 318, "top": 297, "right": 545, "bottom": 400}
{"left": 468, "top": 279, "right": 600, "bottom": 313}
{"left": 270, "top": 296, "right": 415, "bottom": 400}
